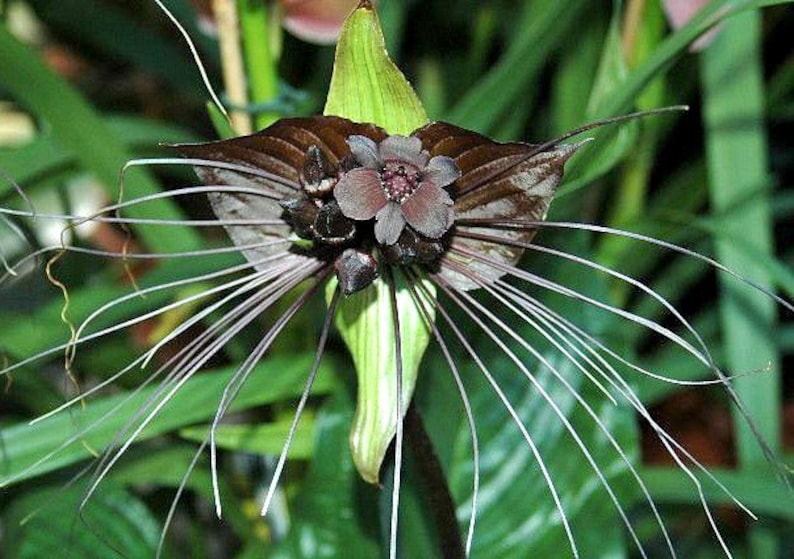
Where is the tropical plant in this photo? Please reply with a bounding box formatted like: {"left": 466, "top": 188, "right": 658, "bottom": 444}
{"left": 0, "top": 1, "right": 792, "bottom": 558}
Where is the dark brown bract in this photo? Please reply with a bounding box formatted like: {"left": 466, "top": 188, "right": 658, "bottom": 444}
{"left": 175, "top": 116, "right": 581, "bottom": 295}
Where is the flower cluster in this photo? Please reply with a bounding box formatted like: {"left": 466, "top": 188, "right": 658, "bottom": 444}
{"left": 275, "top": 131, "right": 460, "bottom": 294}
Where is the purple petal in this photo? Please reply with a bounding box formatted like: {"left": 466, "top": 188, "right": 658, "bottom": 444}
{"left": 424, "top": 155, "right": 460, "bottom": 188}
{"left": 379, "top": 135, "right": 428, "bottom": 167}
{"left": 401, "top": 182, "right": 454, "bottom": 239}
{"left": 334, "top": 167, "right": 387, "bottom": 220}
{"left": 347, "top": 135, "right": 380, "bottom": 168}
{"left": 374, "top": 202, "right": 407, "bottom": 245}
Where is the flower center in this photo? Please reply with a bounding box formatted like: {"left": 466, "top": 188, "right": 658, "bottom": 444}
{"left": 381, "top": 161, "right": 420, "bottom": 202}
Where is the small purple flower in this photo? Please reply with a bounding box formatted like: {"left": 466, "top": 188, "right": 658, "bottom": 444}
{"left": 333, "top": 135, "right": 461, "bottom": 245}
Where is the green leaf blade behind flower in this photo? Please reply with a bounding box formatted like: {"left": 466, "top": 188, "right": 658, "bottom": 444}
{"left": 0, "top": 355, "right": 336, "bottom": 486}
{"left": 324, "top": 1, "right": 428, "bottom": 135}
{"left": 448, "top": 241, "right": 637, "bottom": 558}
{"left": 321, "top": 1, "right": 435, "bottom": 485}
{"left": 334, "top": 275, "right": 435, "bottom": 484}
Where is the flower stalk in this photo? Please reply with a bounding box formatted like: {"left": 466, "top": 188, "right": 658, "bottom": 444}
{"left": 212, "top": 0, "right": 251, "bottom": 134}
{"left": 238, "top": 0, "right": 280, "bottom": 130}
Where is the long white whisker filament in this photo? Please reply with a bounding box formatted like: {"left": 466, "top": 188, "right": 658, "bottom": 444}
{"left": 54, "top": 238, "right": 289, "bottom": 260}
{"left": 209, "top": 264, "right": 330, "bottom": 516}
{"left": 260, "top": 285, "right": 341, "bottom": 516}
{"left": 499, "top": 280, "right": 730, "bottom": 388}
{"left": 157, "top": 438, "right": 209, "bottom": 559}
{"left": 80, "top": 258, "right": 317, "bottom": 507}
{"left": 123, "top": 158, "right": 301, "bottom": 190}
{"left": 385, "top": 267, "right": 405, "bottom": 559}
{"left": 81, "top": 183, "right": 286, "bottom": 229}
{"left": 0, "top": 207, "right": 284, "bottom": 227}
{"left": 0, "top": 355, "right": 156, "bottom": 488}
{"left": 450, "top": 244, "right": 711, "bottom": 369}
{"left": 511, "top": 279, "right": 754, "bottom": 552}
{"left": 456, "top": 219, "right": 794, "bottom": 314}
{"left": 450, "top": 261, "right": 618, "bottom": 403}
{"left": 151, "top": 0, "right": 228, "bottom": 120}
{"left": 436, "top": 269, "right": 653, "bottom": 558}
{"left": 141, "top": 254, "right": 304, "bottom": 367}
{"left": 16, "top": 251, "right": 293, "bottom": 390}
{"left": 483, "top": 276, "right": 677, "bottom": 556}
{"left": 498, "top": 282, "right": 755, "bottom": 516}
{"left": 457, "top": 221, "right": 789, "bottom": 486}
{"left": 430, "top": 281, "right": 580, "bottom": 558}
{"left": 0, "top": 211, "right": 30, "bottom": 275}
{"left": 81, "top": 260, "right": 324, "bottom": 508}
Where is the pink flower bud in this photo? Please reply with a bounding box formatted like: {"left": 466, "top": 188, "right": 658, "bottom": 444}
{"left": 660, "top": 0, "right": 722, "bottom": 52}
{"left": 281, "top": 0, "right": 374, "bottom": 45}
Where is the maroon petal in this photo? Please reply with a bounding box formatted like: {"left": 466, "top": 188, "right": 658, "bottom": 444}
{"left": 334, "top": 167, "right": 388, "bottom": 220}
{"left": 423, "top": 155, "right": 460, "bottom": 188}
{"left": 401, "top": 182, "right": 454, "bottom": 239}
{"left": 374, "top": 202, "right": 407, "bottom": 245}
{"left": 379, "top": 135, "right": 428, "bottom": 167}
{"left": 347, "top": 135, "right": 380, "bottom": 168}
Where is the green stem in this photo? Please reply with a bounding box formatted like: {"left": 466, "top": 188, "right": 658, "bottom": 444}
{"left": 700, "top": 8, "right": 780, "bottom": 556}
{"left": 238, "top": 0, "right": 280, "bottom": 131}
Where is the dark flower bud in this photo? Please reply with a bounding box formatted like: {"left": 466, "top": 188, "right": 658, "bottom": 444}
{"left": 381, "top": 228, "right": 445, "bottom": 266}
{"left": 302, "top": 145, "right": 338, "bottom": 197}
{"left": 334, "top": 248, "right": 379, "bottom": 295}
{"left": 280, "top": 197, "right": 320, "bottom": 240}
{"left": 314, "top": 200, "right": 357, "bottom": 244}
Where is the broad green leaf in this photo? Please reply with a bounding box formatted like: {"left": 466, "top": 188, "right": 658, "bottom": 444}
{"left": 0, "top": 116, "right": 198, "bottom": 194}
{"left": 29, "top": 0, "right": 206, "bottom": 96}
{"left": 108, "top": 444, "right": 264, "bottom": 550}
{"left": 701, "top": 9, "right": 780, "bottom": 456}
{"left": 600, "top": 0, "right": 794, "bottom": 119}
{"left": 643, "top": 466, "right": 794, "bottom": 521}
{"left": 550, "top": 15, "right": 604, "bottom": 135}
{"left": 560, "top": 4, "right": 639, "bottom": 204}
{"left": 0, "top": 252, "right": 241, "bottom": 362}
{"left": 701, "top": 11, "right": 781, "bottom": 555}
{"left": 3, "top": 483, "right": 160, "bottom": 559}
{"left": 447, "top": 239, "right": 637, "bottom": 558}
{"left": 0, "top": 355, "right": 336, "bottom": 485}
{"left": 444, "top": 1, "right": 587, "bottom": 135}
{"left": 270, "top": 388, "right": 381, "bottom": 558}
{"left": 450, "top": 353, "right": 635, "bottom": 558}
{"left": 180, "top": 417, "right": 316, "bottom": 459}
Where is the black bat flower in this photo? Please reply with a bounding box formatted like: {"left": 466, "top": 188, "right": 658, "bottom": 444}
{"left": 2, "top": 108, "right": 788, "bottom": 559}
{"left": 177, "top": 116, "right": 581, "bottom": 297}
